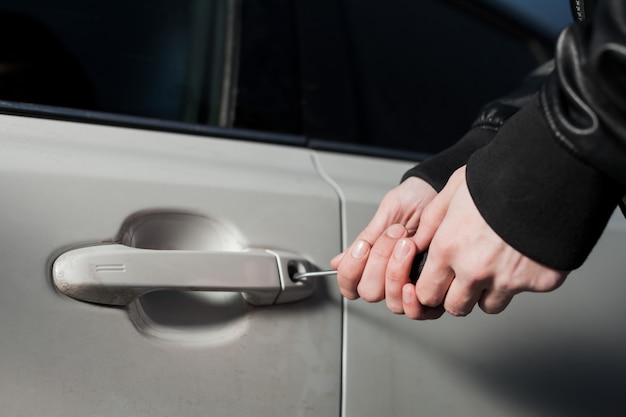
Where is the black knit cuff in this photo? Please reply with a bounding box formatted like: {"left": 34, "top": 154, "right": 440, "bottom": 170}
{"left": 466, "top": 96, "right": 622, "bottom": 270}
{"left": 402, "top": 128, "right": 496, "bottom": 191}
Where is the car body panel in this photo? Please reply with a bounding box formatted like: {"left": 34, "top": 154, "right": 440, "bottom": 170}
{"left": 0, "top": 114, "right": 342, "bottom": 416}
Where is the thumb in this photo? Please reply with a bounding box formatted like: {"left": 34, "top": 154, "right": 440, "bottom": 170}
{"left": 413, "top": 167, "right": 466, "bottom": 250}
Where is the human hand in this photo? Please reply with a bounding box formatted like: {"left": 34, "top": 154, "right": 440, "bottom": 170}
{"left": 400, "top": 166, "right": 568, "bottom": 319}
{"left": 331, "top": 176, "right": 437, "bottom": 308}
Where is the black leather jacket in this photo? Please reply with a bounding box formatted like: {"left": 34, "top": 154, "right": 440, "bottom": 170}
{"left": 405, "top": 0, "right": 625, "bottom": 270}
{"left": 544, "top": 0, "right": 625, "bottom": 185}
{"left": 570, "top": 0, "right": 597, "bottom": 22}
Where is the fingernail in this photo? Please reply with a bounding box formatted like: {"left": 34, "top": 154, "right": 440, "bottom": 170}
{"left": 386, "top": 224, "right": 405, "bottom": 239}
{"left": 351, "top": 240, "right": 369, "bottom": 259}
{"left": 393, "top": 239, "right": 411, "bottom": 260}
{"left": 403, "top": 285, "right": 414, "bottom": 304}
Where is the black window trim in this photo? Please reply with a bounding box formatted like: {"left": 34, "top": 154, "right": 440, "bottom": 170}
{"left": 0, "top": 100, "right": 429, "bottom": 162}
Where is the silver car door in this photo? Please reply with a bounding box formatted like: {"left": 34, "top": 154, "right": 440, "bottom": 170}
{"left": 0, "top": 114, "right": 342, "bottom": 416}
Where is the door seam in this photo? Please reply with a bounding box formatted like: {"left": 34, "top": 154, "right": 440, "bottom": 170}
{"left": 309, "top": 151, "right": 348, "bottom": 417}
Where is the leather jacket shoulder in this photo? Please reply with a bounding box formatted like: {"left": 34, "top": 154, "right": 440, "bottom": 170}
{"left": 544, "top": 0, "right": 626, "bottom": 187}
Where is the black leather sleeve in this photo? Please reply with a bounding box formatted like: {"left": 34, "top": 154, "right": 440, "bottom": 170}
{"left": 465, "top": 0, "right": 626, "bottom": 270}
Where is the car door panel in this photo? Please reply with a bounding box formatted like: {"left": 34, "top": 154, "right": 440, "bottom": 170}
{"left": 0, "top": 114, "right": 342, "bottom": 416}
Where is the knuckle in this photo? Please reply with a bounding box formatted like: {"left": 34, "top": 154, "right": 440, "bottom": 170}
{"left": 386, "top": 268, "right": 406, "bottom": 284}
{"left": 479, "top": 299, "right": 507, "bottom": 314}
{"left": 417, "top": 293, "right": 441, "bottom": 308}
{"left": 419, "top": 205, "right": 437, "bottom": 226}
{"left": 478, "top": 292, "right": 512, "bottom": 314}
{"left": 337, "top": 273, "right": 362, "bottom": 299}
{"left": 337, "top": 274, "right": 361, "bottom": 293}
{"left": 430, "top": 238, "right": 456, "bottom": 260}
{"left": 338, "top": 287, "right": 359, "bottom": 300}
{"left": 463, "top": 271, "right": 487, "bottom": 289}
{"left": 447, "top": 309, "right": 469, "bottom": 317}
{"left": 481, "top": 304, "right": 504, "bottom": 315}
{"left": 343, "top": 293, "right": 359, "bottom": 301}
{"left": 369, "top": 245, "right": 388, "bottom": 261}
{"left": 336, "top": 261, "right": 366, "bottom": 285}
{"left": 386, "top": 299, "right": 404, "bottom": 314}
{"left": 357, "top": 284, "right": 384, "bottom": 302}
{"left": 532, "top": 271, "right": 566, "bottom": 293}
{"left": 444, "top": 303, "right": 471, "bottom": 317}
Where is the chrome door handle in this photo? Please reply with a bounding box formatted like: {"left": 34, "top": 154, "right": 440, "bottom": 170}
{"left": 52, "top": 244, "right": 317, "bottom": 306}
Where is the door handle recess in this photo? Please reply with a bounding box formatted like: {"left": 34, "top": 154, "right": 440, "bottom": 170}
{"left": 52, "top": 244, "right": 317, "bottom": 306}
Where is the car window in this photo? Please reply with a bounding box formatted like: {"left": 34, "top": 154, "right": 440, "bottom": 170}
{"left": 0, "top": 0, "right": 243, "bottom": 124}
{"left": 0, "top": 0, "right": 564, "bottom": 156}
{"left": 481, "top": 0, "right": 573, "bottom": 37}
{"left": 297, "top": 0, "right": 560, "bottom": 155}
{"left": 233, "top": 0, "right": 301, "bottom": 135}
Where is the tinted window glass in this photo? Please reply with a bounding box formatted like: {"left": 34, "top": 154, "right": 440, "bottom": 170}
{"left": 0, "top": 0, "right": 238, "bottom": 124}
{"left": 296, "top": 0, "right": 556, "bottom": 154}
{"left": 234, "top": 0, "right": 301, "bottom": 135}
{"left": 482, "top": 0, "right": 572, "bottom": 37}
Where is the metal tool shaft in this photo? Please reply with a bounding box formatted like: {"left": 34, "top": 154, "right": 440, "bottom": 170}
{"left": 292, "top": 270, "right": 337, "bottom": 280}
{"left": 291, "top": 251, "right": 428, "bottom": 283}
